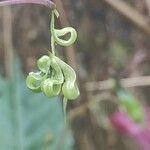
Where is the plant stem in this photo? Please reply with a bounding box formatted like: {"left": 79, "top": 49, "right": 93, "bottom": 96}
{"left": 0, "top": 0, "right": 56, "bottom": 9}
{"left": 50, "top": 10, "right": 56, "bottom": 55}
{"left": 3, "top": 6, "right": 14, "bottom": 78}
{"left": 51, "top": 36, "right": 55, "bottom": 55}
{"left": 63, "top": 97, "right": 68, "bottom": 124}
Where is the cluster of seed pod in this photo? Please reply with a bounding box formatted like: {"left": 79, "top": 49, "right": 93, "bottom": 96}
{"left": 26, "top": 52, "right": 80, "bottom": 100}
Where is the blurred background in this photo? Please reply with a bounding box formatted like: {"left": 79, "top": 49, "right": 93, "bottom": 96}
{"left": 0, "top": 0, "right": 150, "bottom": 149}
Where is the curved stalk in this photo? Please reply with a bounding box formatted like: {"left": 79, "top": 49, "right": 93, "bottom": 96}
{"left": 0, "top": 0, "right": 56, "bottom": 9}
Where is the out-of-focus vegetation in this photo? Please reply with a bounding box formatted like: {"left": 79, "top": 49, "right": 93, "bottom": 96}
{"left": 0, "top": 62, "right": 74, "bottom": 150}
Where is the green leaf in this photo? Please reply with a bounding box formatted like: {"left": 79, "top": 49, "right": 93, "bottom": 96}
{"left": 0, "top": 64, "right": 74, "bottom": 150}
{"left": 117, "top": 89, "right": 144, "bottom": 123}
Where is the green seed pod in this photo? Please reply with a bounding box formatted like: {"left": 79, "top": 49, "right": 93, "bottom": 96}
{"left": 41, "top": 78, "right": 61, "bottom": 97}
{"left": 41, "top": 56, "right": 64, "bottom": 97}
{"left": 37, "top": 55, "right": 51, "bottom": 73}
{"left": 49, "top": 57, "right": 64, "bottom": 85}
{"left": 53, "top": 27, "right": 77, "bottom": 47}
{"left": 62, "top": 82, "right": 80, "bottom": 100}
{"left": 51, "top": 11, "right": 77, "bottom": 47}
{"left": 52, "top": 54, "right": 80, "bottom": 100}
{"left": 26, "top": 71, "right": 44, "bottom": 93}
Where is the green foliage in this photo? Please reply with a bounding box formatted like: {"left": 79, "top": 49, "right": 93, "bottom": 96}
{"left": 0, "top": 64, "right": 74, "bottom": 150}
{"left": 112, "top": 78, "right": 145, "bottom": 123}
{"left": 117, "top": 89, "right": 144, "bottom": 123}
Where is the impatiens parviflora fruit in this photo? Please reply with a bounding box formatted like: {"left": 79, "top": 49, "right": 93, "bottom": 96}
{"left": 26, "top": 9, "right": 80, "bottom": 123}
